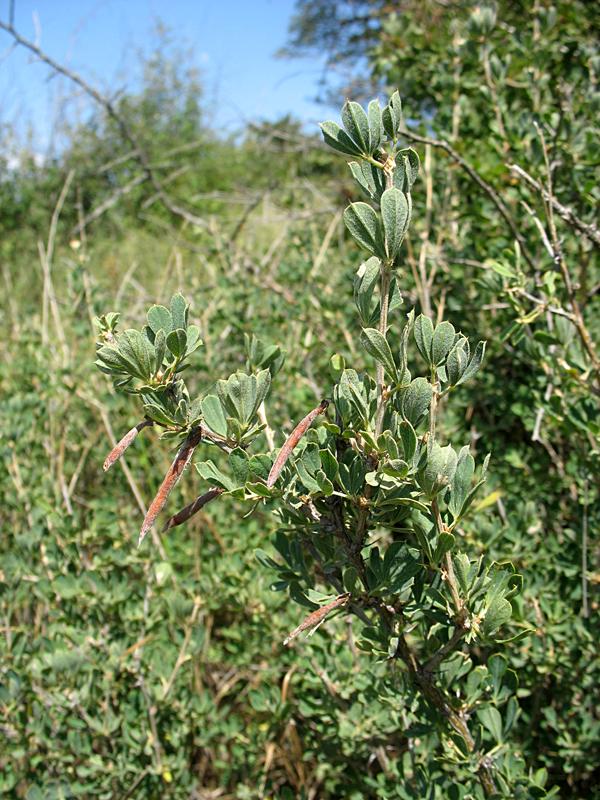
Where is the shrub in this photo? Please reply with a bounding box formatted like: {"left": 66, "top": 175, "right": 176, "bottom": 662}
{"left": 94, "top": 93, "right": 552, "bottom": 798}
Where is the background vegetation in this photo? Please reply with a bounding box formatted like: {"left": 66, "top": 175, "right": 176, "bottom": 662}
{"left": 1, "top": 1, "right": 598, "bottom": 798}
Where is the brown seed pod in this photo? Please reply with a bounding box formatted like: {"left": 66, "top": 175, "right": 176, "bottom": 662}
{"left": 162, "top": 486, "right": 224, "bottom": 532}
{"left": 283, "top": 593, "right": 350, "bottom": 646}
{"left": 138, "top": 426, "right": 203, "bottom": 547}
{"left": 267, "top": 399, "right": 329, "bottom": 488}
{"left": 103, "top": 420, "right": 153, "bottom": 471}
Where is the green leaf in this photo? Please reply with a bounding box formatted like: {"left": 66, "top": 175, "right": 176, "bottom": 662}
{"left": 143, "top": 401, "right": 176, "bottom": 426}
{"left": 482, "top": 595, "right": 513, "bottom": 636}
{"left": 417, "top": 442, "right": 458, "bottom": 498}
{"left": 382, "top": 90, "right": 402, "bottom": 138}
{"left": 488, "top": 653, "right": 508, "bottom": 695}
{"left": 348, "top": 160, "right": 386, "bottom": 202}
{"left": 338, "top": 450, "right": 367, "bottom": 495}
{"left": 229, "top": 448, "right": 250, "bottom": 486}
{"left": 396, "top": 148, "right": 420, "bottom": 191}
{"left": 477, "top": 706, "right": 504, "bottom": 743}
{"left": 295, "top": 459, "right": 321, "bottom": 494}
{"left": 399, "top": 419, "right": 417, "bottom": 462}
{"left": 170, "top": 293, "right": 188, "bottom": 331}
{"left": 201, "top": 395, "right": 228, "bottom": 438}
{"left": 402, "top": 377, "right": 432, "bottom": 426}
{"left": 449, "top": 446, "right": 475, "bottom": 518}
{"left": 414, "top": 314, "right": 434, "bottom": 364}
{"left": 254, "top": 368, "right": 272, "bottom": 411}
{"left": 381, "top": 187, "right": 409, "bottom": 261}
{"left": 343, "top": 566, "right": 360, "bottom": 594}
{"left": 186, "top": 324, "right": 202, "bottom": 355}
{"left": 195, "top": 460, "right": 234, "bottom": 491}
{"left": 154, "top": 329, "right": 166, "bottom": 372}
{"left": 434, "top": 531, "right": 455, "bottom": 563}
{"left": 360, "top": 328, "right": 398, "bottom": 381}
{"left": 341, "top": 100, "right": 370, "bottom": 153}
{"left": 330, "top": 353, "right": 346, "bottom": 381}
{"left": 118, "top": 329, "right": 154, "bottom": 379}
{"left": 453, "top": 553, "right": 473, "bottom": 595}
{"left": 216, "top": 370, "right": 271, "bottom": 428}
{"left": 96, "top": 344, "right": 128, "bottom": 373}
{"left": 456, "top": 341, "right": 486, "bottom": 386}
{"left": 486, "top": 259, "right": 516, "bottom": 278}
{"left": 147, "top": 304, "right": 172, "bottom": 334}
{"left": 335, "top": 369, "right": 373, "bottom": 428}
{"left": 255, "top": 548, "right": 280, "bottom": 570}
{"left": 446, "top": 338, "right": 470, "bottom": 385}
{"left": 367, "top": 99, "right": 383, "bottom": 152}
{"left": 354, "top": 257, "right": 381, "bottom": 325}
{"left": 431, "top": 321, "right": 456, "bottom": 365}
{"left": 320, "top": 121, "right": 363, "bottom": 156}
{"left": 166, "top": 328, "right": 187, "bottom": 359}
{"left": 248, "top": 454, "right": 271, "bottom": 481}
{"left": 343, "top": 202, "right": 385, "bottom": 258}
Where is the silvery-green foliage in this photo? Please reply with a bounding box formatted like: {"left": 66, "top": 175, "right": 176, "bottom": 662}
{"left": 94, "top": 93, "right": 532, "bottom": 799}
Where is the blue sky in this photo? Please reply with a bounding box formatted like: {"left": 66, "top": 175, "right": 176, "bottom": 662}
{"left": 0, "top": 0, "right": 329, "bottom": 153}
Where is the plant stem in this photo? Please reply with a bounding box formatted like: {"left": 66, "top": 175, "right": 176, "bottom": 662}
{"left": 428, "top": 369, "right": 438, "bottom": 452}
{"left": 432, "top": 497, "right": 465, "bottom": 620}
{"left": 374, "top": 263, "right": 392, "bottom": 437}
{"left": 374, "top": 159, "right": 396, "bottom": 438}
{"left": 393, "top": 631, "right": 497, "bottom": 797}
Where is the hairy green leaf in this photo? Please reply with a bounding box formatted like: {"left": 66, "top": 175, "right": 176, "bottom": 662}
{"left": 381, "top": 187, "right": 409, "bottom": 261}
{"left": 360, "top": 327, "right": 398, "bottom": 381}
{"left": 343, "top": 202, "right": 385, "bottom": 257}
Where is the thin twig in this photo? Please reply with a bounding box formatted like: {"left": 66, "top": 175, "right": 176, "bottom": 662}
{"left": 162, "top": 597, "right": 203, "bottom": 699}
{"left": 533, "top": 126, "right": 600, "bottom": 374}
{"left": 582, "top": 477, "right": 589, "bottom": 619}
{"left": 38, "top": 169, "right": 74, "bottom": 362}
{"left": 75, "top": 174, "right": 146, "bottom": 233}
{"left": 423, "top": 625, "right": 467, "bottom": 674}
{"left": 508, "top": 162, "right": 600, "bottom": 249}
{"left": 401, "top": 127, "right": 535, "bottom": 271}
{"left": 0, "top": 20, "right": 207, "bottom": 229}
{"left": 393, "top": 631, "right": 497, "bottom": 796}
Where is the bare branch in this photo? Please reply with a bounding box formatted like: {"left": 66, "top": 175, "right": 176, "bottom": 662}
{"left": 0, "top": 20, "right": 207, "bottom": 229}
{"left": 508, "top": 162, "right": 600, "bottom": 249}
{"left": 400, "top": 127, "right": 536, "bottom": 271}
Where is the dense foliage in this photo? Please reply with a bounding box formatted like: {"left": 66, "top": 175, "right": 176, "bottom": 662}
{"left": 1, "top": 3, "right": 598, "bottom": 798}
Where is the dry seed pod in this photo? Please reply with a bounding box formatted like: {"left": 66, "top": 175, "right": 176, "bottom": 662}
{"left": 162, "top": 486, "right": 224, "bottom": 532}
{"left": 138, "top": 426, "right": 203, "bottom": 547}
{"left": 267, "top": 400, "right": 329, "bottom": 488}
{"left": 103, "top": 420, "right": 153, "bottom": 471}
{"left": 283, "top": 593, "right": 350, "bottom": 646}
